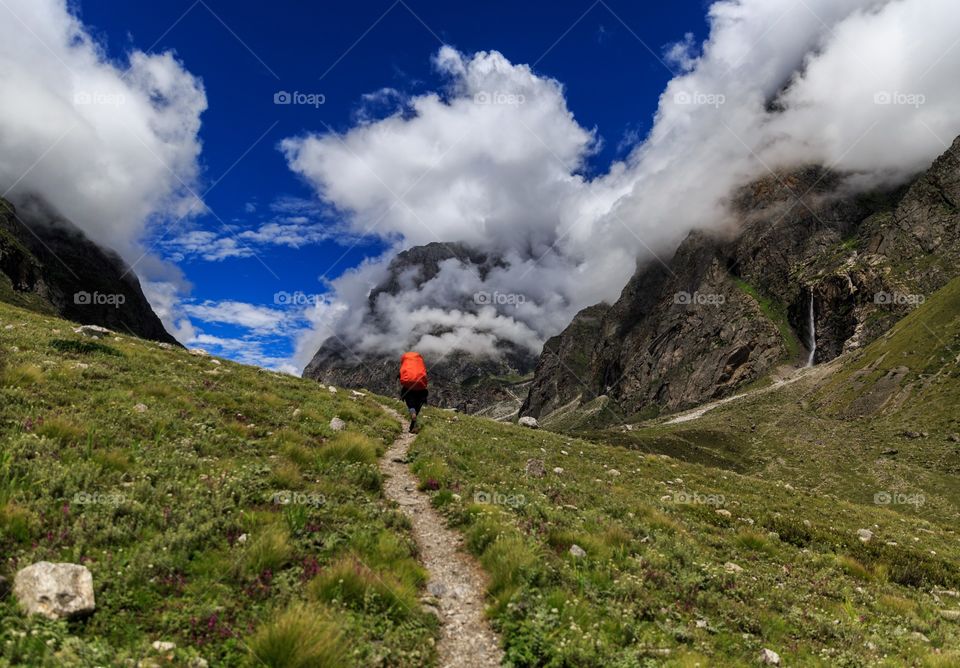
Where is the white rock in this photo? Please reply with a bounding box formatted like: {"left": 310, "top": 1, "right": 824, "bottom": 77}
{"left": 724, "top": 562, "right": 744, "bottom": 574}
{"left": 759, "top": 648, "right": 781, "bottom": 665}
{"left": 330, "top": 417, "right": 346, "bottom": 432}
{"left": 518, "top": 416, "right": 540, "bottom": 429}
{"left": 292, "top": 408, "right": 302, "bottom": 418}
{"left": 134, "top": 403, "right": 148, "bottom": 413}
{"left": 857, "top": 528, "right": 873, "bottom": 543}
{"left": 152, "top": 641, "right": 177, "bottom": 652}
{"left": 73, "top": 325, "right": 111, "bottom": 337}
{"left": 569, "top": 544, "right": 587, "bottom": 558}
{"left": 13, "top": 562, "right": 95, "bottom": 620}
{"left": 327, "top": 386, "right": 337, "bottom": 393}
{"left": 237, "top": 534, "right": 248, "bottom": 544}
{"left": 189, "top": 348, "right": 209, "bottom": 356}
{"left": 940, "top": 609, "right": 960, "bottom": 621}
{"left": 553, "top": 467, "right": 564, "bottom": 475}
{"left": 211, "top": 359, "right": 221, "bottom": 366}
{"left": 158, "top": 342, "right": 173, "bottom": 350}
{"left": 607, "top": 469, "right": 621, "bottom": 477}
{"left": 351, "top": 390, "right": 366, "bottom": 397}
{"left": 715, "top": 509, "right": 732, "bottom": 518}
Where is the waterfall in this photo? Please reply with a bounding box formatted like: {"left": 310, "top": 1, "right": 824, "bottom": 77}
{"left": 806, "top": 292, "right": 817, "bottom": 367}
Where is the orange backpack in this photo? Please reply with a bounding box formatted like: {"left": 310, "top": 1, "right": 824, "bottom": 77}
{"left": 399, "top": 352, "right": 428, "bottom": 390}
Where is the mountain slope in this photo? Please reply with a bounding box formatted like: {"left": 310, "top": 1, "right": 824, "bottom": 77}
{"left": 0, "top": 197, "right": 176, "bottom": 344}
{"left": 569, "top": 274, "right": 960, "bottom": 529}
{"left": 523, "top": 136, "right": 960, "bottom": 423}
{"left": 408, "top": 372, "right": 960, "bottom": 666}
{"left": 304, "top": 242, "right": 536, "bottom": 415}
{"left": 0, "top": 301, "right": 437, "bottom": 666}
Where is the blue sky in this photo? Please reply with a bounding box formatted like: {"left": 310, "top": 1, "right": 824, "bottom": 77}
{"left": 74, "top": 0, "right": 709, "bottom": 369}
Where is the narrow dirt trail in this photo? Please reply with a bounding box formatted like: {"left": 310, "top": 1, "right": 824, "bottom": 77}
{"left": 661, "top": 364, "right": 828, "bottom": 425}
{"left": 378, "top": 405, "right": 504, "bottom": 668}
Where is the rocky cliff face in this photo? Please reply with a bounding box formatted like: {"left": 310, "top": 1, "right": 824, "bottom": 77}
{"left": 522, "top": 136, "right": 960, "bottom": 422}
{"left": 0, "top": 197, "right": 177, "bottom": 344}
{"left": 304, "top": 242, "right": 536, "bottom": 414}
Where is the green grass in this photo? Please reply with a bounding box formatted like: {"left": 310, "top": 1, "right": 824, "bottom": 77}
{"left": 0, "top": 301, "right": 436, "bottom": 667}
{"left": 408, "top": 387, "right": 960, "bottom": 665}
{"left": 733, "top": 277, "right": 803, "bottom": 360}
{"left": 246, "top": 603, "right": 348, "bottom": 668}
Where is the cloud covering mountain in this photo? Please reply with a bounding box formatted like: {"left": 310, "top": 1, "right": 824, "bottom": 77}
{"left": 284, "top": 0, "right": 960, "bottom": 371}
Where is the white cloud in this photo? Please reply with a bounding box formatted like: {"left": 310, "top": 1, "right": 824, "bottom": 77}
{"left": 181, "top": 300, "right": 291, "bottom": 335}
{"left": 282, "top": 0, "right": 960, "bottom": 371}
{"left": 0, "top": 0, "right": 207, "bottom": 258}
{"left": 0, "top": 0, "right": 208, "bottom": 347}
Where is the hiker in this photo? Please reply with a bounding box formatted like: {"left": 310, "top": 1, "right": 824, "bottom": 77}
{"left": 398, "top": 351, "right": 428, "bottom": 433}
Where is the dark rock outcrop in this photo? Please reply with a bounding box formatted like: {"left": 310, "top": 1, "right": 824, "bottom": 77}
{"left": 0, "top": 197, "right": 177, "bottom": 344}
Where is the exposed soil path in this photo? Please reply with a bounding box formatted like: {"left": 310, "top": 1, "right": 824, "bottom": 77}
{"left": 661, "top": 364, "right": 828, "bottom": 425}
{"left": 378, "top": 405, "right": 504, "bottom": 668}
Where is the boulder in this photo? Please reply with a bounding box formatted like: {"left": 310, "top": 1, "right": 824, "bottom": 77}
{"left": 13, "top": 562, "right": 95, "bottom": 620}
{"left": 759, "top": 648, "right": 781, "bottom": 665}
{"left": 329, "top": 417, "right": 346, "bottom": 432}
{"left": 569, "top": 544, "right": 587, "bottom": 558}
{"left": 518, "top": 416, "right": 540, "bottom": 429}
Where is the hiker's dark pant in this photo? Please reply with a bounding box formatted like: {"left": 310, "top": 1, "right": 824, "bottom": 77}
{"left": 400, "top": 387, "right": 428, "bottom": 415}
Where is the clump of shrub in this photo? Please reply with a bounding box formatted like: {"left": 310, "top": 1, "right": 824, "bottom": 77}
{"left": 246, "top": 603, "right": 347, "bottom": 668}
{"left": 239, "top": 524, "right": 293, "bottom": 577}
{"left": 308, "top": 556, "right": 419, "bottom": 621}
{"left": 318, "top": 433, "right": 378, "bottom": 464}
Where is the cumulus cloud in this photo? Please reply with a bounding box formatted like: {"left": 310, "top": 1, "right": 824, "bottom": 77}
{"left": 283, "top": 0, "right": 960, "bottom": 371}
{"left": 0, "top": 0, "right": 206, "bottom": 338}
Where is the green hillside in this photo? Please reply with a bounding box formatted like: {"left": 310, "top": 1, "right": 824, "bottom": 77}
{"left": 0, "top": 302, "right": 437, "bottom": 666}
{"left": 3, "top": 280, "right": 960, "bottom": 666}
{"left": 567, "top": 277, "right": 960, "bottom": 529}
